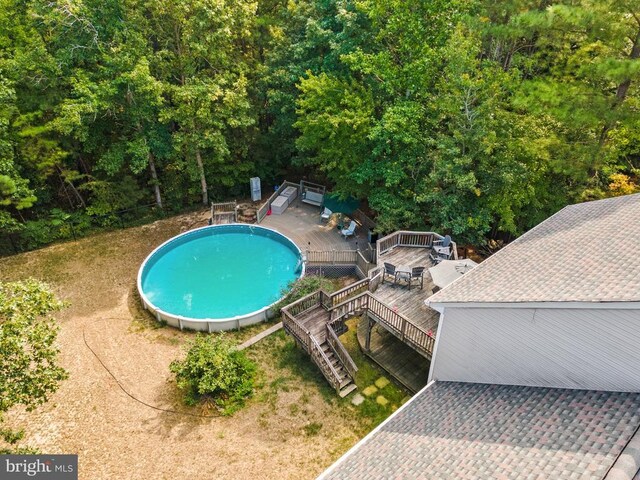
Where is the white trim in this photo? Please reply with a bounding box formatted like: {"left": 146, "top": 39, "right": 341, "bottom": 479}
{"left": 426, "top": 300, "right": 640, "bottom": 310}
{"left": 317, "top": 380, "right": 438, "bottom": 480}
{"left": 428, "top": 311, "right": 445, "bottom": 383}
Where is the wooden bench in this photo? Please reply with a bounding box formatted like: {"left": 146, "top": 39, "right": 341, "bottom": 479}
{"left": 302, "top": 190, "right": 323, "bottom": 207}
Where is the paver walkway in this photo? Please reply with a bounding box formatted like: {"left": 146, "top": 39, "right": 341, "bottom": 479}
{"left": 237, "top": 322, "right": 283, "bottom": 350}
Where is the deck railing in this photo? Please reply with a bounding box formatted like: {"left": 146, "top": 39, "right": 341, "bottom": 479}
{"left": 352, "top": 209, "right": 376, "bottom": 232}
{"left": 309, "top": 336, "right": 343, "bottom": 392}
{"left": 305, "top": 249, "right": 375, "bottom": 277}
{"left": 368, "top": 266, "right": 383, "bottom": 292}
{"left": 282, "top": 309, "right": 311, "bottom": 351}
{"left": 211, "top": 201, "right": 237, "bottom": 213}
{"left": 256, "top": 180, "right": 299, "bottom": 223}
{"left": 283, "top": 271, "right": 436, "bottom": 358}
{"left": 306, "top": 250, "right": 358, "bottom": 264}
{"left": 330, "top": 278, "right": 370, "bottom": 306}
{"left": 356, "top": 251, "right": 372, "bottom": 277}
{"left": 282, "top": 264, "right": 437, "bottom": 393}
{"left": 211, "top": 201, "right": 238, "bottom": 224}
{"left": 283, "top": 290, "right": 322, "bottom": 318}
{"left": 329, "top": 292, "right": 370, "bottom": 324}
{"left": 326, "top": 325, "right": 358, "bottom": 379}
{"left": 376, "top": 230, "right": 458, "bottom": 260}
{"left": 324, "top": 289, "right": 435, "bottom": 359}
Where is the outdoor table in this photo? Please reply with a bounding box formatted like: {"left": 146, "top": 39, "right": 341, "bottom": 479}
{"left": 395, "top": 264, "right": 412, "bottom": 286}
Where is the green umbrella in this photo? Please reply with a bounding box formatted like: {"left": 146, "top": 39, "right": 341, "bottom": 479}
{"left": 323, "top": 192, "right": 360, "bottom": 215}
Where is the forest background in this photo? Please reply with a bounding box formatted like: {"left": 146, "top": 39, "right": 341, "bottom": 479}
{"left": 0, "top": 0, "right": 638, "bottom": 251}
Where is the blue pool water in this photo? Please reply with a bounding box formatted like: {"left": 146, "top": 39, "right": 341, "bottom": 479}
{"left": 139, "top": 225, "right": 302, "bottom": 319}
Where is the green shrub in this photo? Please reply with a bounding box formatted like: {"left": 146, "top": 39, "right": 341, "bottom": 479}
{"left": 273, "top": 275, "right": 336, "bottom": 314}
{"left": 170, "top": 334, "right": 256, "bottom": 415}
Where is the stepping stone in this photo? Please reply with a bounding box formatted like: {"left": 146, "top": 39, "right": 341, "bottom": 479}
{"left": 401, "top": 396, "right": 411, "bottom": 405}
{"left": 351, "top": 393, "right": 365, "bottom": 406}
{"left": 375, "top": 376, "right": 390, "bottom": 389}
{"left": 362, "top": 385, "right": 378, "bottom": 397}
{"left": 376, "top": 395, "right": 389, "bottom": 406}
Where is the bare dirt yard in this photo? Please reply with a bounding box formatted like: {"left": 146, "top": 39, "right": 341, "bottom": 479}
{"left": 0, "top": 210, "right": 404, "bottom": 480}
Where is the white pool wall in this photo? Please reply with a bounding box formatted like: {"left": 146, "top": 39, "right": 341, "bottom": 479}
{"left": 137, "top": 224, "right": 305, "bottom": 331}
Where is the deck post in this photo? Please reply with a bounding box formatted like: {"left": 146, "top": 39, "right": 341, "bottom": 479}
{"left": 365, "top": 314, "right": 374, "bottom": 352}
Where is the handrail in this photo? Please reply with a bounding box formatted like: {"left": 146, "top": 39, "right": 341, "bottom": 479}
{"left": 310, "top": 335, "right": 342, "bottom": 391}
{"left": 281, "top": 310, "right": 312, "bottom": 352}
{"left": 281, "top": 290, "right": 321, "bottom": 317}
{"left": 376, "top": 230, "right": 460, "bottom": 261}
{"left": 320, "top": 290, "right": 332, "bottom": 310}
{"left": 326, "top": 325, "right": 358, "bottom": 379}
{"left": 326, "top": 290, "right": 434, "bottom": 358}
{"left": 328, "top": 291, "right": 370, "bottom": 314}
{"left": 329, "top": 291, "right": 370, "bottom": 324}
{"left": 368, "top": 267, "right": 383, "bottom": 292}
{"left": 366, "top": 295, "right": 435, "bottom": 355}
{"left": 305, "top": 250, "right": 358, "bottom": 264}
{"left": 329, "top": 278, "right": 369, "bottom": 306}
{"left": 355, "top": 250, "right": 373, "bottom": 277}
{"left": 211, "top": 200, "right": 237, "bottom": 212}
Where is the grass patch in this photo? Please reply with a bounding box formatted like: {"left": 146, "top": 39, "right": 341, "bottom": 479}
{"left": 303, "top": 422, "right": 323, "bottom": 437}
{"left": 339, "top": 317, "right": 409, "bottom": 430}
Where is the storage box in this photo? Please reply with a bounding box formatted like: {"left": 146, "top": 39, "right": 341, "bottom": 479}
{"left": 281, "top": 186, "right": 298, "bottom": 202}
{"left": 271, "top": 195, "right": 289, "bottom": 215}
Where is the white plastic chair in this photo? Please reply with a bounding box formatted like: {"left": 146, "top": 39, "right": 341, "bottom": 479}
{"left": 341, "top": 221, "right": 356, "bottom": 239}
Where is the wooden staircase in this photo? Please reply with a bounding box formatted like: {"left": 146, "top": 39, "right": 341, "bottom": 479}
{"left": 320, "top": 341, "right": 358, "bottom": 397}
{"left": 281, "top": 289, "right": 360, "bottom": 397}
{"left": 282, "top": 274, "right": 437, "bottom": 396}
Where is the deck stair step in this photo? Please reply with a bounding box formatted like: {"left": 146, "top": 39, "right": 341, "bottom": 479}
{"left": 338, "top": 383, "right": 358, "bottom": 398}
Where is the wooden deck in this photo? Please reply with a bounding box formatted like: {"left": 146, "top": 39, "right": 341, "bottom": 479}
{"left": 296, "top": 305, "right": 331, "bottom": 342}
{"left": 375, "top": 246, "right": 440, "bottom": 335}
{"left": 260, "top": 199, "right": 367, "bottom": 252}
{"left": 356, "top": 317, "right": 430, "bottom": 393}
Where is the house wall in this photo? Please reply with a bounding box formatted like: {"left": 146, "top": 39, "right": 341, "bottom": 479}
{"left": 430, "top": 306, "right": 640, "bottom": 391}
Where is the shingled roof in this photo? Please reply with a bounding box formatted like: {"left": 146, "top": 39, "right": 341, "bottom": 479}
{"left": 428, "top": 193, "right": 640, "bottom": 304}
{"left": 321, "top": 382, "right": 640, "bottom": 480}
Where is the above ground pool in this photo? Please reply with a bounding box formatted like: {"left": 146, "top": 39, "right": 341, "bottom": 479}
{"left": 137, "top": 224, "right": 304, "bottom": 331}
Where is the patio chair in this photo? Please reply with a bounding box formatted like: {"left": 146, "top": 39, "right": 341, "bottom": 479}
{"left": 320, "top": 207, "right": 332, "bottom": 222}
{"left": 408, "top": 266, "right": 426, "bottom": 290}
{"left": 429, "top": 250, "right": 449, "bottom": 264}
{"left": 433, "top": 234, "right": 451, "bottom": 249}
{"left": 382, "top": 262, "right": 398, "bottom": 284}
{"left": 432, "top": 235, "right": 452, "bottom": 262}
{"left": 341, "top": 220, "right": 356, "bottom": 239}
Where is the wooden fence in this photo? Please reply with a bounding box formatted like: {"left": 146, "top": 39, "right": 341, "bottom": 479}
{"left": 305, "top": 249, "right": 375, "bottom": 278}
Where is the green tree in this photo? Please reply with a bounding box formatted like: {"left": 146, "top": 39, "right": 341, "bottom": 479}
{"left": 0, "top": 279, "right": 68, "bottom": 452}
{"left": 150, "top": 0, "right": 257, "bottom": 205}
{"left": 507, "top": 0, "right": 640, "bottom": 198}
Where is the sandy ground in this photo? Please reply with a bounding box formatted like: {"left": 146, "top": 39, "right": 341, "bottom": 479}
{"left": 0, "top": 210, "right": 363, "bottom": 480}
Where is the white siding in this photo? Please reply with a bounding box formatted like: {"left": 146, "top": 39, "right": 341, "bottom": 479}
{"left": 431, "top": 307, "right": 640, "bottom": 392}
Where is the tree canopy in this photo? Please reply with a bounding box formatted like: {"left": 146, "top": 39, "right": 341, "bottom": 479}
{"left": 0, "top": 0, "right": 638, "bottom": 246}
